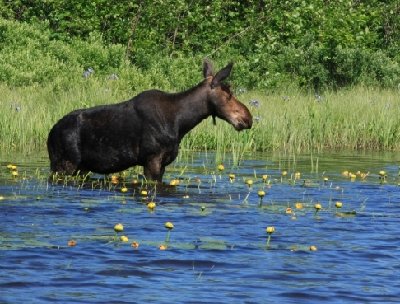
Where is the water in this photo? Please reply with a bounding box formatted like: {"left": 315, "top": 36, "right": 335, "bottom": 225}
{"left": 1, "top": 151, "right": 400, "bottom": 303}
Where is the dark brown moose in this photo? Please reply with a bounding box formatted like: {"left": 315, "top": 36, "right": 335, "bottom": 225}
{"left": 47, "top": 60, "right": 253, "bottom": 182}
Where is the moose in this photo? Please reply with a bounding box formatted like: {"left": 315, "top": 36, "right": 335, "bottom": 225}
{"left": 47, "top": 60, "right": 253, "bottom": 182}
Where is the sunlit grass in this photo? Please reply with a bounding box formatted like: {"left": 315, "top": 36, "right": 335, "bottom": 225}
{"left": 1, "top": 82, "right": 399, "bottom": 154}
{"left": 184, "top": 86, "right": 400, "bottom": 154}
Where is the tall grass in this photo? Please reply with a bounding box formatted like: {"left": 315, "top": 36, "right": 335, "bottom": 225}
{"left": 181, "top": 87, "right": 400, "bottom": 153}
{"left": 1, "top": 80, "right": 399, "bottom": 154}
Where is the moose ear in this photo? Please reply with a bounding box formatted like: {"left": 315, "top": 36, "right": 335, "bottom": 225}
{"left": 203, "top": 59, "right": 214, "bottom": 78}
{"left": 211, "top": 62, "right": 233, "bottom": 87}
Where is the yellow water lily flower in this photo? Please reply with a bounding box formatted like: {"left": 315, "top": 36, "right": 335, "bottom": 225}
{"left": 314, "top": 203, "right": 322, "bottom": 210}
{"left": 120, "top": 235, "right": 129, "bottom": 242}
{"left": 245, "top": 179, "right": 253, "bottom": 186}
{"left": 165, "top": 222, "right": 174, "bottom": 230}
{"left": 169, "top": 179, "right": 179, "bottom": 186}
{"left": 114, "top": 223, "right": 124, "bottom": 232}
{"left": 266, "top": 226, "right": 275, "bottom": 234}
{"left": 7, "top": 164, "right": 17, "bottom": 170}
{"left": 147, "top": 202, "right": 156, "bottom": 210}
{"left": 295, "top": 202, "right": 303, "bottom": 209}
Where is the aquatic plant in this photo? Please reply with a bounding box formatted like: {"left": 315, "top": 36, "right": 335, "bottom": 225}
{"left": 1, "top": 148, "right": 398, "bottom": 242}
{"left": 67, "top": 240, "right": 77, "bottom": 247}
{"left": 314, "top": 203, "right": 322, "bottom": 216}
{"left": 159, "top": 244, "right": 167, "bottom": 250}
{"left": 266, "top": 226, "right": 275, "bottom": 248}
{"left": 169, "top": 179, "right": 180, "bottom": 186}
{"left": 258, "top": 190, "right": 266, "bottom": 207}
{"left": 120, "top": 235, "right": 129, "bottom": 242}
{"left": 114, "top": 223, "right": 124, "bottom": 233}
{"left": 335, "top": 201, "right": 343, "bottom": 209}
{"left": 245, "top": 179, "right": 253, "bottom": 188}
{"left": 295, "top": 202, "right": 304, "bottom": 209}
{"left": 113, "top": 223, "right": 124, "bottom": 241}
{"left": 217, "top": 164, "right": 225, "bottom": 172}
{"left": 164, "top": 221, "right": 174, "bottom": 245}
{"left": 147, "top": 202, "right": 156, "bottom": 212}
{"left": 379, "top": 170, "right": 387, "bottom": 184}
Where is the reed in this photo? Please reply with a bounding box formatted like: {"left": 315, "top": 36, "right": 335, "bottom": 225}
{"left": 182, "top": 86, "right": 400, "bottom": 153}
{"left": 1, "top": 81, "right": 399, "bottom": 154}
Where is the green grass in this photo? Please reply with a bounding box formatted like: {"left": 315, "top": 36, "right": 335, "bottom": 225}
{"left": 0, "top": 79, "right": 400, "bottom": 154}
{"left": 1, "top": 81, "right": 399, "bottom": 155}
{"left": 183, "top": 86, "right": 400, "bottom": 153}
{"left": 1, "top": 18, "right": 399, "bottom": 157}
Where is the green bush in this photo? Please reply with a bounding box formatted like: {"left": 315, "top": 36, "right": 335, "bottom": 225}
{"left": 1, "top": 1, "right": 399, "bottom": 90}
{"left": 0, "top": 19, "right": 126, "bottom": 87}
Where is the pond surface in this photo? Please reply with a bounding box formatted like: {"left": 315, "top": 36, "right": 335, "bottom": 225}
{"left": 1, "top": 150, "right": 400, "bottom": 303}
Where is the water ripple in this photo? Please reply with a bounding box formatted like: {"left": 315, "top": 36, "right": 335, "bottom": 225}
{"left": 1, "top": 151, "right": 400, "bottom": 303}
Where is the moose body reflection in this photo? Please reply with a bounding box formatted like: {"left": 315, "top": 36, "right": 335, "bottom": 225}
{"left": 47, "top": 60, "right": 252, "bottom": 182}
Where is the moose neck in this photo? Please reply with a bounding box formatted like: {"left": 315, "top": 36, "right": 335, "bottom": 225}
{"left": 173, "top": 80, "right": 213, "bottom": 140}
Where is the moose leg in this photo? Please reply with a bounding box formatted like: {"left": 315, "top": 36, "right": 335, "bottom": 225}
{"left": 144, "top": 156, "right": 165, "bottom": 182}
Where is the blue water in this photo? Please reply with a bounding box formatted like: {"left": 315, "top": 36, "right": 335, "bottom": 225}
{"left": 1, "top": 151, "right": 400, "bottom": 303}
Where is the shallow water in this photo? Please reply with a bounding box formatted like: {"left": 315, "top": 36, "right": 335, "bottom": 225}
{"left": 1, "top": 151, "right": 400, "bottom": 303}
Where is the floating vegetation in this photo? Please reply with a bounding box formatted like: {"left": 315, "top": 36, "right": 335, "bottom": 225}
{"left": 1, "top": 150, "right": 399, "bottom": 255}
{"left": 1, "top": 150, "right": 399, "bottom": 304}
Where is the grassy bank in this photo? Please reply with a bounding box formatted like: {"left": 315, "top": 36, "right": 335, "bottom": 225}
{"left": 1, "top": 80, "right": 399, "bottom": 154}
{"left": 184, "top": 86, "right": 400, "bottom": 153}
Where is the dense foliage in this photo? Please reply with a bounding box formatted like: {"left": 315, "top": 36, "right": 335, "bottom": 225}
{"left": 0, "top": 0, "right": 399, "bottom": 90}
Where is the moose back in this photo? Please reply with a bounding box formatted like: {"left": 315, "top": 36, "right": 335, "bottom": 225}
{"left": 47, "top": 60, "right": 253, "bottom": 182}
